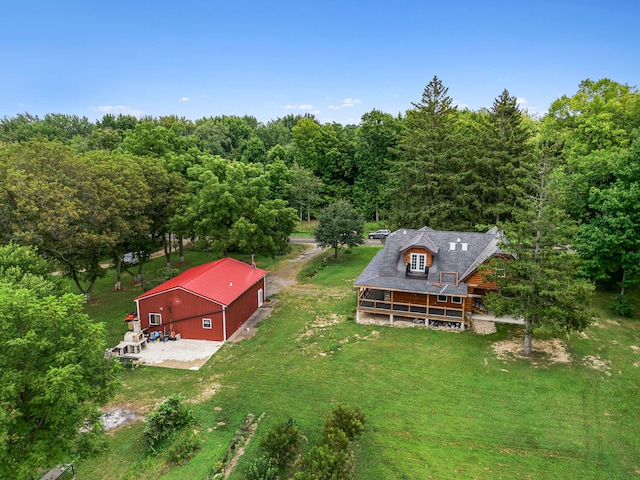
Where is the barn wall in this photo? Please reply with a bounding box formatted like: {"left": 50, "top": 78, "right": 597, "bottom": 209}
{"left": 225, "top": 277, "right": 265, "bottom": 339}
{"left": 138, "top": 290, "right": 225, "bottom": 341}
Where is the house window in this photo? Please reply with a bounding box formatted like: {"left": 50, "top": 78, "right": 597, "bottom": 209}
{"left": 149, "top": 313, "right": 162, "bottom": 325}
{"left": 202, "top": 318, "right": 212, "bottom": 329}
{"left": 258, "top": 288, "right": 263, "bottom": 307}
{"left": 461, "top": 243, "right": 468, "bottom": 251}
{"left": 451, "top": 296, "right": 462, "bottom": 304}
{"left": 410, "top": 253, "right": 426, "bottom": 272}
{"left": 437, "top": 295, "right": 447, "bottom": 303}
{"left": 496, "top": 268, "right": 506, "bottom": 278}
{"left": 449, "top": 242, "right": 456, "bottom": 251}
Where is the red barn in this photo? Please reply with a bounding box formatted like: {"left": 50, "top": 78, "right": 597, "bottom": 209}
{"left": 135, "top": 257, "right": 267, "bottom": 341}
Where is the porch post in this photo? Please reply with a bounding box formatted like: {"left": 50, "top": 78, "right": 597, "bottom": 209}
{"left": 390, "top": 314, "right": 394, "bottom": 325}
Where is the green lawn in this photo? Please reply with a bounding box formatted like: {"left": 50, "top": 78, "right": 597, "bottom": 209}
{"left": 74, "top": 245, "right": 640, "bottom": 480}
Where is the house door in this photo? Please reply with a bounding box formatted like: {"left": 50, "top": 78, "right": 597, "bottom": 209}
{"left": 258, "top": 288, "right": 263, "bottom": 307}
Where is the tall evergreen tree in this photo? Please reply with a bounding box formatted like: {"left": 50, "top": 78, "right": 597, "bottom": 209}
{"left": 484, "top": 148, "right": 594, "bottom": 355}
{"left": 473, "top": 90, "right": 537, "bottom": 225}
{"left": 390, "top": 76, "right": 464, "bottom": 229}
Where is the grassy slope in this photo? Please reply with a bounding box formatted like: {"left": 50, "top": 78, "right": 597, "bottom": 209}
{"left": 75, "top": 246, "right": 640, "bottom": 480}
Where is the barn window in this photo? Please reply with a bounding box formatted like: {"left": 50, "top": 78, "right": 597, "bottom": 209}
{"left": 258, "top": 288, "right": 263, "bottom": 307}
{"left": 149, "top": 313, "right": 162, "bottom": 325}
{"left": 437, "top": 295, "right": 447, "bottom": 303}
{"left": 410, "top": 253, "right": 426, "bottom": 272}
{"left": 451, "top": 296, "right": 462, "bottom": 304}
{"left": 202, "top": 318, "right": 212, "bottom": 329}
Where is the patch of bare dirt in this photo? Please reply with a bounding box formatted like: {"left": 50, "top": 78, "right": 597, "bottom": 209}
{"left": 492, "top": 338, "right": 571, "bottom": 366}
{"left": 471, "top": 319, "right": 497, "bottom": 335}
{"left": 101, "top": 406, "right": 143, "bottom": 431}
{"left": 582, "top": 355, "right": 611, "bottom": 375}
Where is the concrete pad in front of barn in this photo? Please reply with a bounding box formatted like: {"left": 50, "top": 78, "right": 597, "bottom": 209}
{"left": 136, "top": 339, "right": 224, "bottom": 370}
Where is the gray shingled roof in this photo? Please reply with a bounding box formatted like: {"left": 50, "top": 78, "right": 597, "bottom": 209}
{"left": 354, "top": 227, "right": 503, "bottom": 295}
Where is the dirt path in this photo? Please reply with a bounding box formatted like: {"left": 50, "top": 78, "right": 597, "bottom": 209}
{"left": 227, "top": 243, "right": 325, "bottom": 342}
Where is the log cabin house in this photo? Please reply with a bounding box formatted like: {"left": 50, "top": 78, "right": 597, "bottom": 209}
{"left": 354, "top": 226, "right": 516, "bottom": 330}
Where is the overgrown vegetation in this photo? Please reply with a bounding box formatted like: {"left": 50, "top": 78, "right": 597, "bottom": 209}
{"left": 144, "top": 395, "right": 196, "bottom": 452}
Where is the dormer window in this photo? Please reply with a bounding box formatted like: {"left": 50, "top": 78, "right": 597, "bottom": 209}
{"left": 449, "top": 242, "right": 456, "bottom": 251}
{"left": 461, "top": 243, "right": 468, "bottom": 251}
{"left": 410, "top": 253, "right": 426, "bottom": 272}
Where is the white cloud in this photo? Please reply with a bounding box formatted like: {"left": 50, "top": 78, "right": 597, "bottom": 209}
{"left": 179, "top": 97, "right": 194, "bottom": 102}
{"left": 328, "top": 105, "right": 340, "bottom": 110}
{"left": 282, "top": 104, "right": 316, "bottom": 111}
{"left": 452, "top": 99, "right": 468, "bottom": 109}
{"left": 516, "top": 97, "right": 528, "bottom": 105}
{"left": 92, "top": 105, "right": 143, "bottom": 116}
{"left": 341, "top": 98, "right": 361, "bottom": 108}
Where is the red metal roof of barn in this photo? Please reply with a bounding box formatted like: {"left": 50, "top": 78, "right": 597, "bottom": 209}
{"left": 135, "top": 257, "right": 267, "bottom": 306}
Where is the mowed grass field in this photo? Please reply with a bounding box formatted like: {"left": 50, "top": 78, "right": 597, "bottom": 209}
{"left": 75, "top": 245, "right": 640, "bottom": 480}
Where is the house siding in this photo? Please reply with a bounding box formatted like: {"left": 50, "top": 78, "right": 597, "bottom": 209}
{"left": 403, "top": 248, "right": 433, "bottom": 267}
{"left": 465, "top": 270, "right": 498, "bottom": 290}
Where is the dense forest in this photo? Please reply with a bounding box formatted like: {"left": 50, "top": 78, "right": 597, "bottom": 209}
{"left": 0, "top": 76, "right": 639, "bottom": 301}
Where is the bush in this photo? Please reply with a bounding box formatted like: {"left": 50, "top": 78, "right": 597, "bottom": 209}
{"left": 611, "top": 293, "right": 634, "bottom": 317}
{"left": 259, "top": 417, "right": 302, "bottom": 470}
{"left": 245, "top": 455, "right": 279, "bottom": 480}
{"left": 166, "top": 430, "right": 201, "bottom": 465}
{"left": 324, "top": 405, "right": 365, "bottom": 441}
{"left": 144, "top": 395, "right": 195, "bottom": 451}
{"left": 295, "top": 444, "right": 353, "bottom": 480}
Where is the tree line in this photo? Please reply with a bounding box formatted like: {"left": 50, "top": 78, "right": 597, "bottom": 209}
{"left": 1, "top": 76, "right": 638, "bottom": 300}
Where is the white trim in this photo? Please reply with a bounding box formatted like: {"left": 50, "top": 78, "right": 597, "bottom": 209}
{"left": 223, "top": 306, "right": 227, "bottom": 342}
{"left": 202, "top": 318, "right": 212, "bottom": 329}
{"left": 437, "top": 295, "right": 447, "bottom": 303}
{"left": 258, "top": 288, "right": 263, "bottom": 307}
{"left": 149, "top": 313, "right": 162, "bottom": 325}
{"left": 451, "top": 296, "right": 462, "bottom": 304}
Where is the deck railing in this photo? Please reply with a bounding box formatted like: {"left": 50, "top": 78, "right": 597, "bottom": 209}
{"left": 358, "top": 298, "right": 464, "bottom": 320}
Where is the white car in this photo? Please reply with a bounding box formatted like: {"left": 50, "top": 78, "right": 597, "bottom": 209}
{"left": 368, "top": 229, "right": 390, "bottom": 239}
{"left": 122, "top": 252, "right": 139, "bottom": 265}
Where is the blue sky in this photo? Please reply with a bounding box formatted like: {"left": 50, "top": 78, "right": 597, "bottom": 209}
{"left": 2, "top": 0, "right": 638, "bottom": 125}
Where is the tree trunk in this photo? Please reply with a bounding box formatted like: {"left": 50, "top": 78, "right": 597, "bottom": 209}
{"left": 178, "top": 235, "right": 185, "bottom": 264}
{"left": 620, "top": 268, "right": 626, "bottom": 296}
{"left": 523, "top": 319, "right": 533, "bottom": 356}
{"left": 306, "top": 205, "right": 311, "bottom": 222}
{"left": 134, "top": 262, "right": 143, "bottom": 284}
{"left": 114, "top": 258, "right": 122, "bottom": 290}
{"left": 163, "top": 235, "right": 172, "bottom": 269}
{"left": 375, "top": 205, "right": 379, "bottom": 223}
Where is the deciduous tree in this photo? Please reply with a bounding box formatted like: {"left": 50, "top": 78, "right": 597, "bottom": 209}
{"left": 314, "top": 200, "right": 365, "bottom": 259}
{"left": 0, "top": 244, "right": 119, "bottom": 479}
